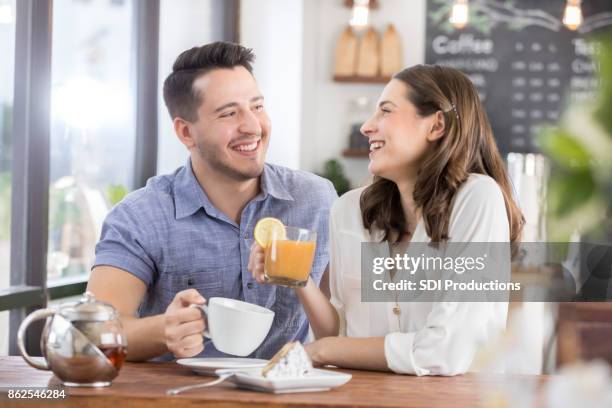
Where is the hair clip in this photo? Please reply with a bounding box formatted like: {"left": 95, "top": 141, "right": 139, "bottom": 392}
{"left": 450, "top": 103, "right": 459, "bottom": 120}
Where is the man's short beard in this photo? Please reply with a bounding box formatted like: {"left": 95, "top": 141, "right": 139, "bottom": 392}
{"left": 196, "top": 139, "right": 263, "bottom": 181}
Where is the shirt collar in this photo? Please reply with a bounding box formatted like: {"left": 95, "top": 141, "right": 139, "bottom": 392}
{"left": 174, "top": 160, "right": 294, "bottom": 220}
{"left": 259, "top": 164, "right": 294, "bottom": 202}
{"left": 174, "top": 159, "right": 220, "bottom": 220}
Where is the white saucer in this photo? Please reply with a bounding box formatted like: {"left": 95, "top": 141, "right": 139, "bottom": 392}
{"left": 229, "top": 368, "right": 352, "bottom": 393}
{"left": 177, "top": 358, "right": 269, "bottom": 376}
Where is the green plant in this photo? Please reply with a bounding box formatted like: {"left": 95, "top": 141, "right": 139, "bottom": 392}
{"left": 428, "top": 0, "right": 554, "bottom": 35}
{"left": 107, "top": 184, "right": 128, "bottom": 206}
{"left": 538, "top": 35, "right": 612, "bottom": 240}
{"left": 318, "top": 159, "right": 351, "bottom": 196}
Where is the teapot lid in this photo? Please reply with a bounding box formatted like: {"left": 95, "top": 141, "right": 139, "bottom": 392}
{"left": 60, "top": 291, "right": 117, "bottom": 321}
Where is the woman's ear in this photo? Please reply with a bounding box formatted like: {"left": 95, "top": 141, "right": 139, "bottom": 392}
{"left": 427, "top": 111, "right": 446, "bottom": 142}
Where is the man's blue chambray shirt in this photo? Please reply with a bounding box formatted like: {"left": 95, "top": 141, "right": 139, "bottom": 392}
{"left": 93, "top": 159, "right": 337, "bottom": 361}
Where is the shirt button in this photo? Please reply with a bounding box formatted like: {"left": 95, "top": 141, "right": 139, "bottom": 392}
{"left": 187, "top": 278, "right": 194, "bottom": 286}
{"left": 247, "top": 282, "right": 254, "bottom": 289}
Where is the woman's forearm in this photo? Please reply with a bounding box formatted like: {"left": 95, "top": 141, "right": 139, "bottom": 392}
{"left": 121, "top": 314, "right": 168, "bottom": 362}
{"left": 307, "top": 336, "right": 389, "bottom": 372}
{"left": 295, "top": 276, "right": 340, "bottom": 339}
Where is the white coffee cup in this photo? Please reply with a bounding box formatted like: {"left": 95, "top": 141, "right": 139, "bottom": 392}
{"left": 190, "top": 297, "right": 275, "bottom": 356}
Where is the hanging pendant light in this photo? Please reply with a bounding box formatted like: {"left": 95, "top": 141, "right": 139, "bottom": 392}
{"left": 563, "top": 0, "right": 583, "bottom": 31}
{"left": 350, "top": 0, "right": 370, "bottom": 28}
{"left": 449, "top": 0, "right": 469, "bottom": 29}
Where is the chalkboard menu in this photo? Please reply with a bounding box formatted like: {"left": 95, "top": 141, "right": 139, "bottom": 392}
{"left": 425, "top": 0, "right": 612, "bottom": 154}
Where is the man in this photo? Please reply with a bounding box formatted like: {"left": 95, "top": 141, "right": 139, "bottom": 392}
{"left": 87, "top": 42, "right": 337, "bottom": 361}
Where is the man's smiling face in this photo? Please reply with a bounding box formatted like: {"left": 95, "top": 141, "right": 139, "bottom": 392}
{"left": 188, "top": 66, "right": 271, "bottom": 181}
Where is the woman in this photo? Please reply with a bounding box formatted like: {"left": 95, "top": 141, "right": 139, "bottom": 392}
{"left": 249, "top": 64, "right": 524, "bottom": 375}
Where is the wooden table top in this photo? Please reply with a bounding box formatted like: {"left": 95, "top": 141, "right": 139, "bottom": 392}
{"left": 0, "top": 356, "right": 551, "bottom": 408}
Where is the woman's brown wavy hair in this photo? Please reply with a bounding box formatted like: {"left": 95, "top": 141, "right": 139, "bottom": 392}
{"left": 360, "top": 64, "right": 524, "bottom": 244}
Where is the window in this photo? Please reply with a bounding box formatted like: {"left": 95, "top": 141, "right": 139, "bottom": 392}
{"left": 48, "top": 0, "right": 135, "bottom": 282}
{"left": 0, "top": 0, "right": 234, "bottom": 357}
{"left": 0, "top": 0, "right": 164, "bottom": 357}
{"left": 0, "top": 0, "right": 16, "bottom": 356}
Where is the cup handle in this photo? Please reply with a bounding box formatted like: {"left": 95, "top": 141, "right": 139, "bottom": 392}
{"left": 17, "top": 308, "right": 56, "bottom": 371}
{"left": 189, "top": 303, "right": 211, "bottom": 339}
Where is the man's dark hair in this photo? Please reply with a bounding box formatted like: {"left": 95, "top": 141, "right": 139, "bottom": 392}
{"left": 163, "top": 41, "right": 255, "bottom": 121}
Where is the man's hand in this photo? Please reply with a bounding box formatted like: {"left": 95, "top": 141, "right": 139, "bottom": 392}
{"left": 247, "top": 242, "right": 266, "bottom": 284}
{"left": 164, "top": 289, "right": 207, "bottom": 358}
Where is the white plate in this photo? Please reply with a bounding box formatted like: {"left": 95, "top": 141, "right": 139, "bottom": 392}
{"left": 229, "top": 368, "right": 352, "bottom": 394}
{"left": 177, "top": 358, "right": 268, "bottom": 376}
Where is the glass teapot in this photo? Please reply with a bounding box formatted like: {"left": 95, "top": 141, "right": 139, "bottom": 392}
{"left": 17, "top": 291, "right": 127, "bottom": 387}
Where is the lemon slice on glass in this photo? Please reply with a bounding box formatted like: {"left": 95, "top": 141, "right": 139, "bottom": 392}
{"left": 254, "top": 217, "right": 286, "bottom": 248}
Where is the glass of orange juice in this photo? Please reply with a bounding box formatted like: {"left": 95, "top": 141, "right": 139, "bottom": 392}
{"left": 263, "top": 226, "right": 317, "bottom": 288}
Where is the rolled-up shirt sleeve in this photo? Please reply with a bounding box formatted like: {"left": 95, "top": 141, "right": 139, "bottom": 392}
{"left": 384, "top": 176, "right": 510, "bottom": 375}
{"left": 384, "top": 302, "right": 499, "bottom": 375}
{"left": 93, "top": 200, "right": 156, "bottom": 287}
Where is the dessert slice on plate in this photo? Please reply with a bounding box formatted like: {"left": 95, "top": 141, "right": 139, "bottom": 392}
{"left": 262, "top": 341, "right": 312, "bottom": 378}
{"left": 229, "top": 342, "right": 352, "bottom": 394}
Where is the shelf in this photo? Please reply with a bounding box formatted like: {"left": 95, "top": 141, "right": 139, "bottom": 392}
{"left": 333, "top": 75, "right": 391, "bottom": 84}
{"left": 342, "top": 148, "right": 370, "bottom": 158}
{"left": 344, "top": 0, "right": 379, "bottom": 9}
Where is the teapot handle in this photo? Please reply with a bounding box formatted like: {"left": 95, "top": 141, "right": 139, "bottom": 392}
{"left": 17, "top": 308, "right": 55, "bottom": 371}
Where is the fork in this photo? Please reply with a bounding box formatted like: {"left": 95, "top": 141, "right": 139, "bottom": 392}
{"left": 166, "top": 369, "right": 238, "bottom": 395}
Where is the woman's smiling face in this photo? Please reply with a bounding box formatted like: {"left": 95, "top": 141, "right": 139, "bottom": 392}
{"left": 361, "top": 79, "right": 441, "bottom": 183}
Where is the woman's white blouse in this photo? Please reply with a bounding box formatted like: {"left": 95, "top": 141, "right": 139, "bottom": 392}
{"left": 329, "top": 174, "right": 510, "bottom": 376}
